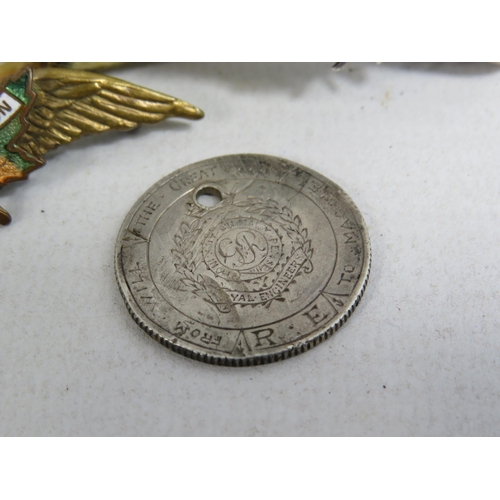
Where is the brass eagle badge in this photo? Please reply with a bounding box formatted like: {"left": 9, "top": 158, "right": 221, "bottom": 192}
{"left": 0, "top": 66, "right": 204, "bottom": 225}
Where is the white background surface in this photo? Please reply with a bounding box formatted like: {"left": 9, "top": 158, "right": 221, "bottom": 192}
{"left": 1, "top": 62, "right": 500, "bottom": 436}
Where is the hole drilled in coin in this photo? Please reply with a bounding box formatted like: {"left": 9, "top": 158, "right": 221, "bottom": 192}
{"left": 195, "top": 186, "right": 222, "bottom": 207}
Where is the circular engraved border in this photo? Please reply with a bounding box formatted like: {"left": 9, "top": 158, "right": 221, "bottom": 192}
{"left": 115, "top": 154, "right": 371, "bottom": 366}
{"left": 147, "top": 178, "right": 338, "bottom": 331}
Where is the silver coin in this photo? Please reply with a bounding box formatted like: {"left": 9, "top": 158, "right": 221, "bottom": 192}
{"left": 115, "top": 154, "right": 371, "bottom": 366}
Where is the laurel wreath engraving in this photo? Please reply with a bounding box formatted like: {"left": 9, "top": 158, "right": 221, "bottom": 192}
{"left": 171, "top": 198, "right": 313, "bottom": 310}
{"left": 171, "top": 217, "right": 207, "bottom": 294}
{"left": 234, "top": 198, "right": 313, "bottom": 262}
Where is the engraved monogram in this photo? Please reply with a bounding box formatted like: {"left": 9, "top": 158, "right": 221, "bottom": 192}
{"left": 171, "top": 196, "right": 314, "bottom": 313}
{"left": 117, "top": 155, "right": 370, "bottom": 365}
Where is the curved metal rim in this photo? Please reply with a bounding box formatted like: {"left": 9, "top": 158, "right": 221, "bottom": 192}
{"left": 114, "top": 154, "right": 371, "bottom": 366}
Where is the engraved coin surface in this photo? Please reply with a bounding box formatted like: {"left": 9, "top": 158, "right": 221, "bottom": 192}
{"left": 115, "top": 154, "right": 371, "bottom": 366}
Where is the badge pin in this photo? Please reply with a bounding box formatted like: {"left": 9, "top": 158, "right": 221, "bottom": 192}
{"left": 0, "top": 66, "right": 204, "bottom": 225}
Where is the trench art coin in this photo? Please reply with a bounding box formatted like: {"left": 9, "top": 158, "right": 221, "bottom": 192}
{"left": 115, "top": 154, "right": 371, "bottom": 366}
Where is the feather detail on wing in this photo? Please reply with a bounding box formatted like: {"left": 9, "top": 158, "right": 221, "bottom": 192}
{"left": 16, "top": 68, "right": 204, "bottom": 161}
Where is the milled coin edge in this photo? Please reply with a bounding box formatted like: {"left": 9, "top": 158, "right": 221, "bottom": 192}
{"left": 115, "top": 247, "right": 371, "bottom": 366}
{"left": 114, "top": 154, "right": 372, "bottom": 366}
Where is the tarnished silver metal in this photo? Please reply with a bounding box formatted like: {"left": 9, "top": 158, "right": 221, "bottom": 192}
{"left": 115, "top": 154, "right": 371, "bottom": 366}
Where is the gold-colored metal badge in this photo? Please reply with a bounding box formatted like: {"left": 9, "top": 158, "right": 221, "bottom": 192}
{"left": 0, "top": 65, "right": 204, "bottom": 225}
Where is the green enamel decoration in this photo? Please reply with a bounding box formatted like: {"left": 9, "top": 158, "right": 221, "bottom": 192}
{"left": 1, "top": 70, "right": 36, "bottom": 172}
{"left": 5, "top": 71, "right": 31, "bottom": 105}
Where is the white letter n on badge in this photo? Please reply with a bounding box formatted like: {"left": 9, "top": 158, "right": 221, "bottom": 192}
{"left": 0, "top": 92, "right": 22, "bottom": 126}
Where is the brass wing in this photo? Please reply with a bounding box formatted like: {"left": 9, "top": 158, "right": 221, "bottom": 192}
{"left": 17, "top": 67, "right": 204, "bottom": 164}
{"left": 0, "top": 66, "right": 204, "bottom": 224}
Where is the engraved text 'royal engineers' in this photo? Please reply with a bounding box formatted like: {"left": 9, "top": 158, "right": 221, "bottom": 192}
{"left": 115, "top": 154, "right": 371, "bottom": 366}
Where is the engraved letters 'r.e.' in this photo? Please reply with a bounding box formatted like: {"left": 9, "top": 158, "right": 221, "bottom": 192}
{"left": 302, "top": 304, "right": 328, "bottom": 325}
{"left": 251, "top": 328, "right": 276, "bottom": 347}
